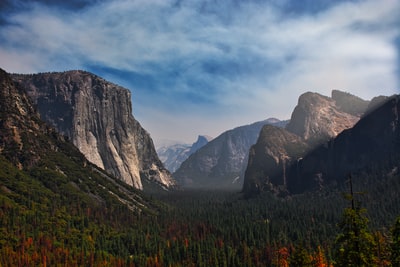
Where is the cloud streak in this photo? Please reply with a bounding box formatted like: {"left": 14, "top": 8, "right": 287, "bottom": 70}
{"left": 0, "top": 0, "right": 399, "bottom": 144}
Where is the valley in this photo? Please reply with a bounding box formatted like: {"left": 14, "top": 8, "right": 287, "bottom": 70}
{"left": 1, "top": 67, "right": 400, "bottom": 266}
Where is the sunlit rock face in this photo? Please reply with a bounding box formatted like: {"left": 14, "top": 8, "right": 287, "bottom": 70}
{"left": 284, "top": 94, "right": 400, "bottom": 194}
{"left": 12, "top": 70, "right": 175, "bottom": 190}
{"left": 243, "top": 90, "right": 371, "bottom": 196}
{"left": 285, "top": 92, "right": 360, "bottom": 146}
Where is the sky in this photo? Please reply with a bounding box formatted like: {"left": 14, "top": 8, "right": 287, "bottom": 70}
{"left": 0, "top": 0, "right": 399, "bottom": 147}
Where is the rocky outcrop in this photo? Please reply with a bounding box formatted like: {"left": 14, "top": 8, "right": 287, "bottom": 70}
{"left": 285, "top": 92, "right": 361, "bottom": 145}
{"left": 243, "top": 91, "right": 370, "bottom": 196}
{"left": 174, "top": 118, "right": 287, "bottom": 189}
{"left": 12, "top": 70, "right": 175, "bottom": 190}
{"left": 188, "top": 135, "right": 213, "bottom": 155}
{"left": 0, "top": 68, "right": 47, "bottom": 168}
{"left": 243, "top": 125, "right": 309, "bottom": 195}
{"left": 284, "top": 95, "right": 400, "bottom": 194}
{"left": 157, "top": 135, "right": 212, "bottom": 173}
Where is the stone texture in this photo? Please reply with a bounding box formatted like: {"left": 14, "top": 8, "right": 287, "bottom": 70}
{"left": 286, "top": 92, "right": 360, "bottom": 145}
{"left": 285, "top": 95, "right": 400, "bottom": 194}
{"left": 243, "top": 125, "right": 309, "bottom": 196}
{"left": 243, "top": 91, "right": 370, "bottom": 196}
{"left": 12, "top": 70, "right": 175, "bottom": 190}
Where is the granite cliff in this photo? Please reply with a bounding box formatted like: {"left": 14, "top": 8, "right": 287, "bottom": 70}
{"left": 12, "top": 70, "right": 175, "bottom": 190}
{"left": 285, "top": 92, "right": 360, "bottom": 145}
{"left": 243, "top": 91, "right": 370, "bottom": 196}
{"left": 0, "top": 67, "right": 155, "bottom": 214}
{"left": 284, "top": 94, "right": 400, "bottom": 194}
{"left": 243, "top": 125, "right": 309, "bottom": 195}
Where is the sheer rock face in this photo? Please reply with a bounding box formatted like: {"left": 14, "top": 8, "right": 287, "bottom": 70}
{"left": 243, "top": 91, "right": 370, "bottom": 196}
{"left": 285, "top": 92, "right": 360, "bottom": 145}
{"left": 285, "top": 95, "right": 400, "bottom": 194}
{"left": 243, "top": 125, "right": 309, "bottom": 195}
{"left": 12, "top": 70, "right": 175, "bottom": 190}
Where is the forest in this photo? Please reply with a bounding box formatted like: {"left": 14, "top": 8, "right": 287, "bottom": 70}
{"left": 1, "top": 149, "right": 400, "bottom": 267}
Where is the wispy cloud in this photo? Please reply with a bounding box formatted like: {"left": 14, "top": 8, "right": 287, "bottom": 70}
{"left": 0, "top": 0, "right": 399, "bottom": 144}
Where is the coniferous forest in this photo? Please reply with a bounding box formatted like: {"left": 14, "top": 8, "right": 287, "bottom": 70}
{"left": 1, "top": 66, "right": 400, "bottom": 266}
{"left": 1, "top": 151, "right": 400, "bottom": 267}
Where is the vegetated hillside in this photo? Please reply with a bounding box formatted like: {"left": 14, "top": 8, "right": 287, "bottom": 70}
{"left": 174, "top": 118, "right": 287, "bottom": 190}
{"left": 0, "top": 68, "right": 161, "bottom": 265}
{"left": 12, "top": 71, "right": 175, "bottom": 191}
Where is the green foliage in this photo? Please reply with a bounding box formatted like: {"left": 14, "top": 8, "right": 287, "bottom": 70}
{"left": 290, "top": 243, "right": 313, "bottom": 266}
{"left": 334, "top": 177, "right": 376, "bottom": 266}
{"left": 335, "top": 206, "right": 376, "bottom": 266}
{"left": 1, "top": 143, "right": 400, "bottom": 266}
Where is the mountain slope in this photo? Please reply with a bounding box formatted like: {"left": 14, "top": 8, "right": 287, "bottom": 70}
{"left": 243, "top": 91, "right": 369, "bottom": 196}
{"left": 0, "top": 67, "right": 154, "bottom": 212}
{"left": 0, "top": 68, "right": 165, "bottom": 265}
{"left": 174, "top": 118, "right": 287, "bottom": 189}
{"left": 285, "top": 94, "right": 400, "bottom": 194}
{"left": 243, "top": 125, "right": 309, "bottom": 195}
{"left": 243, "top": 91, "right": 398, "bottom": 196}
{"left": 12, "top": 71, "right": 175, "bottom": 191}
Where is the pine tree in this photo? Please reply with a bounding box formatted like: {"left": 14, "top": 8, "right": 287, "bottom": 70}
{"left": 334, "top": 175, "right": 376, "bottom": 266}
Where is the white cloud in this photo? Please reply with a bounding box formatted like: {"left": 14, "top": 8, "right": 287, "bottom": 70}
{"left": 0, "top": 0, "right": 398, "bottom": 143}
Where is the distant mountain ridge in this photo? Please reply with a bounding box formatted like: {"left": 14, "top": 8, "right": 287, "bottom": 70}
{"left": 174, "top": 118, "right": 288, "bottom": 189}
{"left": 12, "top": 70, "right": 175, "bottom": 191}
{"left": 157, "top": 135, "right": 213, "bottom": 172}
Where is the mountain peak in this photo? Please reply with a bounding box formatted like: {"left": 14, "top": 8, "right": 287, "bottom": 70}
{"left": 285, "top": 91, "right": 360, "bottom": 145}
{"left": 189, "top": 135, "right": 213, "bottom": 154}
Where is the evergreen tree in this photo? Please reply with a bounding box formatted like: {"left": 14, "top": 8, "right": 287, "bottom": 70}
{"left": 289, "top": 243, "right": 312, "bottom": 267}
{"left": 334, "top": 176, "right": 376, "bottom": 266}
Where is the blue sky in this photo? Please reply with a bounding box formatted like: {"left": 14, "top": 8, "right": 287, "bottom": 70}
{"left": 0, "top": 0, "right": 399, "bottom": 146}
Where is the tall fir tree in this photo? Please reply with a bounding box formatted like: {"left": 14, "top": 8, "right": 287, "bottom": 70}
{"left": 334, "top": 175, "right": 376, "bottom": 266}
